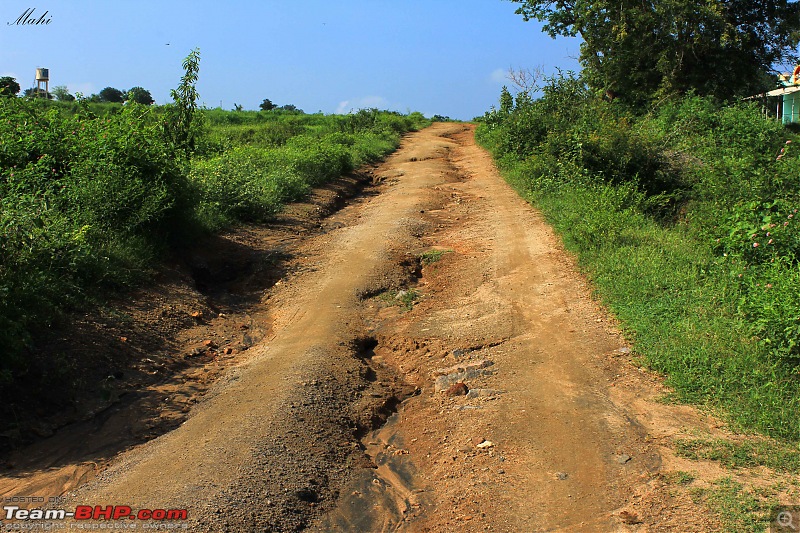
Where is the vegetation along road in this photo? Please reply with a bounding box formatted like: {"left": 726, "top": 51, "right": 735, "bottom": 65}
{"left": 6, "top": 0, "right": 800, "bottom": 529}
{"left": 7, "top": 122, "right": 777, "bottom": 531}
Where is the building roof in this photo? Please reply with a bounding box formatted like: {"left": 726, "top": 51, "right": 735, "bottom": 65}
{"left": 765, "top": 86, "right": 800, "bottom": 97}
{"left": 743, "top": 85, "right": 800, "bottom": 100}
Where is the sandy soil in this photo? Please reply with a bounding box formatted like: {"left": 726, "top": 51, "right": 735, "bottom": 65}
{"left": 1, "top": 123, "right": 742, "bottom": 531}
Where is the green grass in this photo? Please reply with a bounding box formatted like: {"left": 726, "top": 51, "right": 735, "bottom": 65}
{"left": 675, "top": 438, "right": 800, "bottom": 473}
{"left": 378, "top": 288, "right": 419, "bottom": 310}
{"left": 690, "top": 478, "right": 779, "bottom": 533}
{"left": 662, "top": 470, "right": 697, "bottom": 486}
{"left": 419, "top": 248, "right": 452, "bottom": 265}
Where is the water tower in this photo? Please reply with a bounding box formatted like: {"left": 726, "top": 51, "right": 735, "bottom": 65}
{"left": 35, "top": 68, "right": 49, "bottom": 98}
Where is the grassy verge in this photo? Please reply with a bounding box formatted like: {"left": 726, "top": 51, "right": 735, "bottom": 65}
{"left": 476, "top": 74, "right": 800, "bottom": 442}
{"left": 190, "top": 110, "right": 427, "bottom": 230}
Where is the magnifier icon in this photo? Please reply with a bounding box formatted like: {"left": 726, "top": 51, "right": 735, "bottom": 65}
{"left": 778, "top": 511, "right": 797, "bottom": 531}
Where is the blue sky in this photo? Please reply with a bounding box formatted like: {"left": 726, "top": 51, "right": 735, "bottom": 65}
{"left": 0, "top": 1, "right": 581, "bottom": 120}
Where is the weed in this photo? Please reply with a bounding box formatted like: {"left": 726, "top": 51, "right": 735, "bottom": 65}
{"left": 378, "top": 288, "right": 419, "bottom": 310}
{"left": 663, "top": 470, "right": 696, "bottom": 485}
{"left": 419, "top": 249, "right": 452, "bottom": 265}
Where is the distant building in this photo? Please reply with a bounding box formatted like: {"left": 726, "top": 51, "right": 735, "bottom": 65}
{"left": 764, "top": 67, "right": 800, "bottom": 124}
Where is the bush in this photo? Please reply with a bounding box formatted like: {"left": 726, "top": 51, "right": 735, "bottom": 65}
{"left": 190, "top": 146, "right": 310, "bottom": 226}
{"left": 0, "top": 97, "right": 186, "bottom": 380}
{"left": 189, "top": 111, "right": 422, "bottom": 229}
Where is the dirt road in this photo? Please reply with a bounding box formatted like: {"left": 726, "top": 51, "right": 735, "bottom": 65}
{"left": 5, "top": 124, "right": 724, "bottom": 531}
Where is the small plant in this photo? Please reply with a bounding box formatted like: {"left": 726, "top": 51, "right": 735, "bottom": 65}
{"left": 663, "top": 470, "right": 696, "bottom": 485}
{"left": 166, "top": 48, "right": 203, "bottom": 155}
{"left": 419, "top": 248, "right": 452, "bottom": 265}
{"left": 378, "top": 288, "right": 419, "bottom": 310}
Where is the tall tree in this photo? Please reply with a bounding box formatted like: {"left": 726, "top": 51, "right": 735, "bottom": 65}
{"left": 510, "top": 0, "right": 800, "bottom": 105}
{"left": 0, "top": 77, "right": 20, "bottom": 97}
{"left": 259, "top": 98, "right": 276, "bottom": 111}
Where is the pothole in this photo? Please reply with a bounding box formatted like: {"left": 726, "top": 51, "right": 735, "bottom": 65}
{"left": 356, "top": 255, "right": 423, "bottom": 302}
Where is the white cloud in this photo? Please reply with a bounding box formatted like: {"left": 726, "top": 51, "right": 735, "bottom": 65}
{"left": 335, "top": 95, "right": 389, "bottom": 114}
{"left": 490, "top": 68, "right": 507, "bottom": 84}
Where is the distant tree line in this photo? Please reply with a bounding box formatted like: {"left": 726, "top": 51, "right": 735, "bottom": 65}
{"left": 0, "top": 76, "right": 155, "bottom": 105}
{"left": 258, "top": 98, "right": 303, "bottom": 113}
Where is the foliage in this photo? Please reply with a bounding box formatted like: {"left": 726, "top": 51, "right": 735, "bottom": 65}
{"left": 260, "top": 98, "right": 277, "bottom": 111}
{"left": 379, "top": 288, "right": 419, "bottom": 310}
{"left": 165, "top": 48, "right": 203, "bottom": 155}
{"left": 419, "top": 249, "right": 452, "bottom": 265}
{"left": 478, "top": 74, "right": 800, "bottom": 440}
{"left": 499, "top": 86, "right": 513, "bottom": 116}
{"left": 509, "top": 0, "right": 800, "bottom": 106}
{"left": 0, "top": 96, "right": 185, "bottom": 384}
{"left": 127, "top": 86, "right": 154, "bottom": 105}
{"left": 98, "top": 87, "right": 125, "bottom": 103}
{"left": 51, "top": 85, "right": 75, "bottom": 102}
{"left": 0, "top": 77, "right": 20, "bottom": 97}
{"left": 190, "top": 109, "right": 426, "bottom": 229}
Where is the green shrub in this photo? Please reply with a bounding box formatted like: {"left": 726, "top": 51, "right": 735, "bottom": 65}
{"left": 0, "top": 97, "right": 183, "bottom": 380}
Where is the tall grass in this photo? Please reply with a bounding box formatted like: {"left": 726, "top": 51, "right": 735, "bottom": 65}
{"left": 191, "top": 109, "right": 427, "bottom": 229}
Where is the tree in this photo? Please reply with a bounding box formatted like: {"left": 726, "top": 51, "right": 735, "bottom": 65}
{"left": 98, "top": 86, "right": 125, "bottom": 103}
{"left": 278, "top": 104, "right": 303, "bottom": 113}
{"left": 259, "top": 98, "right": 276, "bottom": 111}
{"left": 0, "top": 76, "right": 20, "bottom": 97}
{"left": 510, "top": 0, "right": 800, "bottom": 105}
{"left": 166, "top": 48, "right": 202, "bottom": 155}
{"left": 127, "top": 86, "right": 154, "bottom": 105}
{"left": 52, "top": 85, "right": 75, "bottom": 101}
{"left": 499, "top": 86, "right": 514, "bottom": 115}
